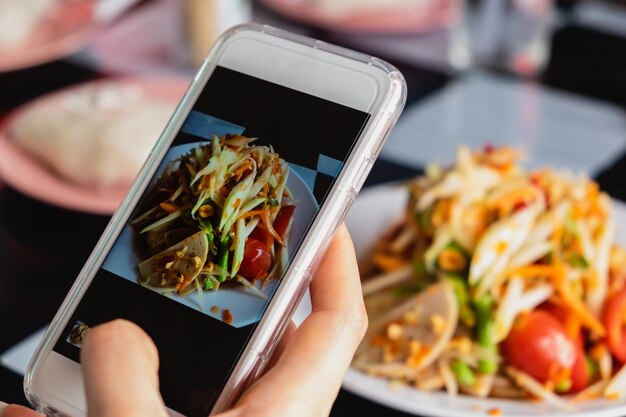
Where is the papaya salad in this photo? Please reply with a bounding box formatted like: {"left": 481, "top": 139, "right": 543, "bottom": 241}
{"left": 354, "top": 146, "right": 626, "bottom": 408}
{"left": 131, "top": 134, "right": 296, "bottom": 300}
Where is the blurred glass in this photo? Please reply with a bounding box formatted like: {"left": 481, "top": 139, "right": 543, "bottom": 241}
{"left": 449, "top": 0, "right": 554, "bottom": 76}
{"left": 185, "top": 0, "right": 251, "bottom": 66}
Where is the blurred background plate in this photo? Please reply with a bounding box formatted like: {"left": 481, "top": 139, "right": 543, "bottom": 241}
{"left": 0, "top": 0, "right": 95, "bottom": 72}
{"left": 260, "top": 0, "right": 458, "bottom": 34}
{"left": 0, "top": 77, "right": 188, "bottom": 214}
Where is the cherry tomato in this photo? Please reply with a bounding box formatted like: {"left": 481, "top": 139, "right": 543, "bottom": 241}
{"left": 273, "top": 205, "right": 295, "bottom": 240}
{"left": 248, "top": 226, "right": 273, "bottom": 250}
{"left": 539, "top": 302, "right": 569, "bottom": 323}
{"left": 602, "top": 288, "right": 626, "bottom": 363}
{"left": 538, "top": 303, "right": 590, "bottom": 392}
{"left": 569, "top": 338, "right": 590, "bottom": 392}
{"left": 239, "top": 238, "right": 271, "bottom": 280}
{"left": 503, "top": 310, "right": 576, "bottom": 384}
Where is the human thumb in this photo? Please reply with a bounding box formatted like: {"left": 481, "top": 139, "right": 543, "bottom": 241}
{"left": 80, "top": 319, "right": 168, "bottom": 417}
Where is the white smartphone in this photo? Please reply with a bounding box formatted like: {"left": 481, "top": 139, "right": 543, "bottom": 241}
{"left": 25, "top": 24, "right": 406, "bottom": 417}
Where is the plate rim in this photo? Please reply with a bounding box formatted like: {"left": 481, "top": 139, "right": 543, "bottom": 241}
{"left": 260, "top": 0, "right": 457, "bottom": 35}
{"left": 0, "top": 0, "right": 96, "bottom": 72}
{"left": 0, "top": 77, "right": 190, "bottom": 214}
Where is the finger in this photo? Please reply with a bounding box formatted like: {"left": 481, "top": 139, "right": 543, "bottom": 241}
{"left": 265, "top": 320, "right": 297, "bottom": 371}
{"left": 308, "top": 224, "right": 367, "bottom": 322}
{"left": 80, "top": 319, "right": 168, "bottom": 417}
{"left": 237, "top": 224, "right": 367, "bottom": 417}
{"left": 0, "top": 403, "right": 43, "bottom": 417}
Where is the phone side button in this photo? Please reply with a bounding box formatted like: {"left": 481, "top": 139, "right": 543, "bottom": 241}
{"left": 353, "top": 156, "right": 373, "bottom": 192}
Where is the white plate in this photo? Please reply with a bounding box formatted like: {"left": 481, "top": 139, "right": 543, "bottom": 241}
{"left": 103, "top": 142, "right": 318, "bottom": 328}
{"left": 344, "top": 183, "right": 626, "bottom": 417}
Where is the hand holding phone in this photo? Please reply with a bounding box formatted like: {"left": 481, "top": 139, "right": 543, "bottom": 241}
{"left": 26, "top": 24, "right": 405, "bottom": 416}
{"left": 7, "top": 225, "right": 364, "bottom": 417}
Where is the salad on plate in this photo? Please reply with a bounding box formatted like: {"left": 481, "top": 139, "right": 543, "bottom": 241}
{"left": 131, "top": 133, "right": 296, "bottom": 300}
{"left": 354, "top": 146, "right": 626, "bottom": 409}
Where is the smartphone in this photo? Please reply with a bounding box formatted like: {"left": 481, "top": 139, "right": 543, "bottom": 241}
{"left": 25, "top": 24, "right": 406, "bottom": 417}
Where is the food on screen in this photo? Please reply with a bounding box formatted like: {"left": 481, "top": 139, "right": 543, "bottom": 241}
{"left": 354, "top": 146, "right": 626, "bottom": 407}
{"left": 132, "top": 134, "right": 296, "bottom": 299}
{"left": 67, "top": 322, "right": 89, "bottom": 348}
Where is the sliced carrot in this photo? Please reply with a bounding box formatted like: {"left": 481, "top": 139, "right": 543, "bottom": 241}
{"left": 237, "top": 209, "right": 267, "bottom": 221}
{"left": 551, "top": 223, "right": 563, "bottom": 252}
{"left": 233, "top": 160, "right": 254, "bottom": 180}
{"left": 513, "top": 263, "right": 606, "bottom": 336}
{"left": 564, "top": 311, "right": 582, "bottom": 340}
{"left": 262, "top": 209, "right": 284, "bottom": 247}
{"left": 512, "top": 264, "right": 557, "bottom": 278}
{"left": 553, "top": 263, "right": 606, "bottom": 337}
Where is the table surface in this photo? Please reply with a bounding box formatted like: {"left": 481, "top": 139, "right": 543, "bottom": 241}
{"left": 1, "top": 2, "right": 626, "bottom": 416}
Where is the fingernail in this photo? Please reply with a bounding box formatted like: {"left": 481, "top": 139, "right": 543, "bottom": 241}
{"left": 0, "top": 401, "right": 7, "bottom": 415}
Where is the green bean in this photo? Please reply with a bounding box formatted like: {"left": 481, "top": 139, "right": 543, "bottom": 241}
{"left": 443, "top": 273, "right": 475, "bottom": 327}
{"left": 473, "top": 294, "right": 498, "bottom": 373}
{"left": 450, "top": 359, "right": 476, "bottom": 386}
{"left": 216, "top": 235, "right": 231, "bottom": 278}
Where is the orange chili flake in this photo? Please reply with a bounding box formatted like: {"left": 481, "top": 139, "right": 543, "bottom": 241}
{"left": 607, "top": 392, "right": 620, "bottom": 401}
{"left": 487, "top": 408, "right": 502, "bottom": 416}
{"left": 222, "top": 309, "right": 233, "bottom": 324}
{"left": 160, "top": 202, "right": 179, "bottom": 213}
{"left": 494, "top": 241, "right": 508, "bottom": 254}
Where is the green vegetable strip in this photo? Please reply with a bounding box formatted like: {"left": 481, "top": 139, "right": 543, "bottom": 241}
{"left": 216, "top": 236, "right": 231, "bottom": 281}
{"left": 555, "top": 378, "right": 572, "bottom": 393}
{"left": 238, "top": 197, "right": 266, "bottom": 218}
{"left": 203, "top": 276, "right": 218, "bottom": 290}
{"left": 231, "top": 219, "right": 246, "bottom": 277}
{"left": 450, "top": 359, "right": 476, "bottom": 386}
{"left": 586, "top": 356, "right": 599, "bottom": 381}
{"left": 244, "top": 165, "right": 272, "bottom": 206}
{"left": 199, "top": 218, "right": 216, "bottom": 255}
{"left": 568, "top": 254, "right": 589, "bottom": 269}
{"left": 473, "top": 294, "right": 498, "bottom": 373}
{"left": 443, "top": 274, "right": 475, "bottom": 327}
{"left": 139, "top": 210, "right": 182, "bottom": 234}
{"left": 219, "top": 172, "right": 256, "bottom": 238}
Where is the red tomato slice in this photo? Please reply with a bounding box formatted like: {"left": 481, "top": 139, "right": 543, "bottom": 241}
{"left": 249, "top": 226, "right": 273, "bottom": 251}
{"left": 273, "top": 205, "right": 295, "bottom": 241}
{"left": 538, "top": 303, "right": 590, "bottom": 392}
{"left": 239, "top": 238, "right": 272, "bottom": 281}
{"left": 503, "top": 310, "right": 576, "bottom": 384}
{"left": 569, "top": 338, "right": 589, "bottom": 393}
{"left": 246, "top": 205, "right": 295, "bottom": 252}
{"left": 602, "top": 288, "right": 626, "bottom": 363}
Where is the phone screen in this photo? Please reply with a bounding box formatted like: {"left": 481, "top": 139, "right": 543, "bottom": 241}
{"left": 52, "top": 66, "right": 370, "bottom": 417}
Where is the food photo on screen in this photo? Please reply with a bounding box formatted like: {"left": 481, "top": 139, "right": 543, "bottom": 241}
{"left": 102, "top": 112, "right": 319, "bottom": 328}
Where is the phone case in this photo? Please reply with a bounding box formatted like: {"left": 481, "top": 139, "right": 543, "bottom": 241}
{"left": 24, "top": 23, "right": 407, "bottom": 416}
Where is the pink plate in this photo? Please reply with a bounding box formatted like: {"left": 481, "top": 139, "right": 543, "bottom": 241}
{"left": 261, "top": 0, "right": 459, "bottom": 34}
{"left": 0, "top": 78, "right": 189, "bottom": 215}
{"left": 0, "top": 0, "right": 95, "bottom": 72}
